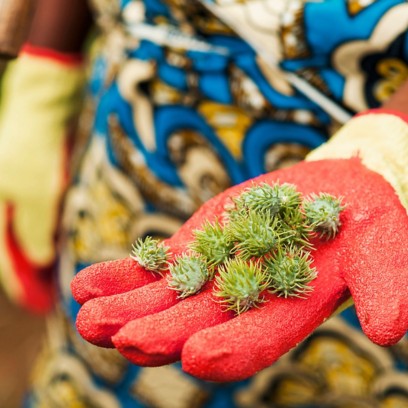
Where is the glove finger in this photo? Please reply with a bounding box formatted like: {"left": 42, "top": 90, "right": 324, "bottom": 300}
{"left": 112, "top": 282, "right": 234, "bottom": 366}
{"left": 181, "top": 244, "right": 349, "bottom": 382}
{"left": 343, "top": 202, "right": 408, "bottom": 346}
{"left": 75, "top": 278, "right": 178, "bottom": 347}
{"left": 71, "top": 257, "right": 160, "bottom": 304}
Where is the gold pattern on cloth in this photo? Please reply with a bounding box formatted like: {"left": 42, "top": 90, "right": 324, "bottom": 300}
{"left": 131, "top": 366, "right": 209, "bottom": 408}
{"left": 295, "top": 68, "right": 332, "bottom": 97}
{"left": 229, "top": 65, "right": 274, "bottom": 118}
{"left": 198, "top": 102, "right": 252, "bottom": 159}
{"left": 167, "top": 129, "right": 232, "bottom": 203}
{"left": 116, "top": 58, "right": 158, "bottom": 152}
{"left": 63, "top": 136, "right": 142, "bottom": 264}
{"left": 151, "top": 79, "right": 185, "bottom": 105}
{"left": 29, "top": 312, "right": 122, "bottom": 408}
{"left": 374, "top": 59, "right": 408, "bottom": 104}
{"left": 280, "top": 0, "right": 311, "bottom": 60}
{"left": 108, "top": 115, "right": 198, "bottom": 217}
{"left": 30, "top": 351, "right": 121, "bottom": 408}
{"left": 162, "top": 0, "right": 229, "bottom": 36}
{"left": 333, "top": 3, "right": 408, "bottom": 111}
{"left": 256, "top": 56, "right": 293, "bottom": 97}
{"left": 347, "top": 0, "right": 376, "bottom": 16}
{"left": 88, "top": 0, "right": 121, "bottom": 27}
{"left": 66, "top": 324, "right": 129, "bottom": 385}
{"left": 200, "top": 0, "right": 286, "bottom": 62}
{"left": 264, "top": 142, "right": 311, "bottom": 172}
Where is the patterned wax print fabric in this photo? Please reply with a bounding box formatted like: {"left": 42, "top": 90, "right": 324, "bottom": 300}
{"left": 26, "top": 0, "right": 408, "bottom": 407}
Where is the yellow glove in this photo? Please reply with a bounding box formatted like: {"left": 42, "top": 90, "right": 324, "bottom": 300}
{"left": 307, "top": 109, "right": 408, "bottom": 209}
{"left": 0, "top": 46, "right": 85, "bottom": 312}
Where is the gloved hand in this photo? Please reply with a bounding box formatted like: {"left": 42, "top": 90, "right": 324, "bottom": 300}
{"left": 71, "top": 111, "right": 408, "bottom": 381}
{"left": 0, "top": 45, "right": 84, "bottom": 312}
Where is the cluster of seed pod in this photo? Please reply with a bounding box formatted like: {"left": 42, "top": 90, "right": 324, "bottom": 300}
{"left": 131, "top": 183, "right": 344, "bottom": 314}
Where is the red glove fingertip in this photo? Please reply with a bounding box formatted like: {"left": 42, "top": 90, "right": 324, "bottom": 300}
{"left": 112, "top": 283, "right": 233, "bottom": 366}
{"left": 75, "top": 279, "right": 179, "bottom": 347}
{"left": 71, "top": 257, "right": 160, "bottom": 305}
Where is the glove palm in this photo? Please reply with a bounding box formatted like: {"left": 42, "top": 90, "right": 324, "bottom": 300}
{"left": 72, "top": 158, "right": 408, "bottom": 381}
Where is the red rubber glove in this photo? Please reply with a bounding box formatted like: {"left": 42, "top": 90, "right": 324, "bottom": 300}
{"left": 72, "top": 156, "right": 408, "bottom": 381}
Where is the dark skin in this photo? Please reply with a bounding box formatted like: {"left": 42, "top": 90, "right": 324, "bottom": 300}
{"left": 27, "top": 0, "right": 93, "bottom": 54}
{"left": 22, "top": 0, "right": 408, "bottom": 113}
{"left": 383, "top": 79, "right": 408, "bottom": 116}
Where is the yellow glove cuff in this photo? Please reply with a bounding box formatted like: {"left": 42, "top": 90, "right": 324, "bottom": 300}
{"left": 307, "top": 113, "right": 408, "bottom": 210}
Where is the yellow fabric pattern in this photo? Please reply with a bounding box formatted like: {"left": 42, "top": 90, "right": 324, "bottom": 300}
{"left": 307, "top": 113, "right": 408, "bottom": 211}
{"left": 0, "top": 53, "right": 84, "bottom": 305}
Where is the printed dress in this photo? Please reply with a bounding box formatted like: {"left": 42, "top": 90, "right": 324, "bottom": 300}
{"left": 27, "top": 1, "right": 408, "bottom": 407}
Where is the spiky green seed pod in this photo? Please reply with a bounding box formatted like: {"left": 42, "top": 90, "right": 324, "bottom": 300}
{"left": 274, "top": 183, "right": 302, "bottom": 214}
{"left": 215, "top": 258, "right": 270, "bottom": 314}
{"left": 303, "top": 193, "right": 345, "bottom": 239}
{"left": 190, "top": 220, "right": 233, "bottom": 268}
{"left": 232, "top": 183, "right": 282, "bottom": 216}
{"left": 227, "top": 182, "right": 302, "bottom": 221}
{"left": 130, "top": 236, "right": 170, "bottom": 274}
{"left": 280, "top": 209, "right": 314, "bottom": 250}
{"left": 167, "top": 254, "right": 210, "bottom": 298}
{"left": 226, "top": 211, "right": 294, "bottom": 260}
{"left": 264, "top": 247, "right": 317, "bottom": 298}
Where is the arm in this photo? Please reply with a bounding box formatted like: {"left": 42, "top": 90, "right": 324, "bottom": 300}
{"left": 0, "top": 0, "right": 35, "bottom": 60}
{"left": 0, "top": 0, "right": 92, "bottom": 61}
{"left": 27, "top": 0, "right": 93, "bottom": 54}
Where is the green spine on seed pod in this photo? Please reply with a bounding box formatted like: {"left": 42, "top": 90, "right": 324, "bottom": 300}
{"left": 232, "top": 182, "right": 282, "bottom": 216}
{"left": 280, "top": 209, "right": 314, "bottom": 249}
{"left": 189, "top": 219, "right": 233, "bottom": 268}
{"left": 264, "top": 246, "right": 317, "bottom": 298}
{"left": 130, "top": 236, "right": 170, "bottom": 275}
{"left": 274, "top": 183, "right": 302, "bottom": 214}
{"left": 167, "top": 254, "right": 210, "bottom": 298}
{"left": 303, "top": 193, "right": 345, "bottom": 239}
{"left": 226, "top": 210, "right": 294, "bottom": 260}
{"left": 228, "top": 182, "right": 302, "bottom": 220}
{"left": 132, "top": 182, "right": 344, "bottom": 310}
{"left": 215, "top": 258, "right": 270, "bottom": 314}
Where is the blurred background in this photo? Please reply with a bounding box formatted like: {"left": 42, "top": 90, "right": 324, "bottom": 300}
{"left": 0, "top": 290, "right": 45, "bottom": 406}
